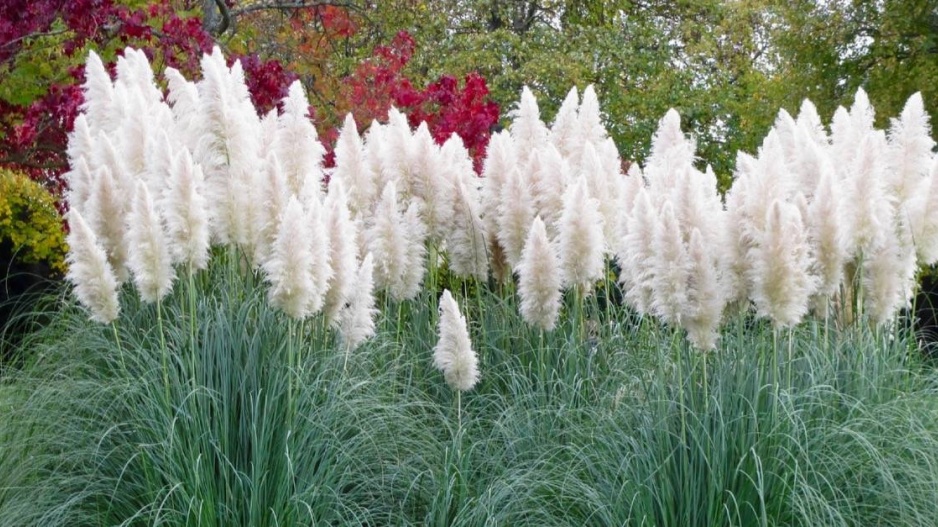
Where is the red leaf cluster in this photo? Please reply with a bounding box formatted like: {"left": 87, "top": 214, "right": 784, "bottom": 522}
{"left": 342, "top": 31, "right": 499, "bottom": 172}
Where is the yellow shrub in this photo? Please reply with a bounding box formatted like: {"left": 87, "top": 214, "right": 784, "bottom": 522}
{"left": 0, "top": 168, "right": 67, "bottom": 275}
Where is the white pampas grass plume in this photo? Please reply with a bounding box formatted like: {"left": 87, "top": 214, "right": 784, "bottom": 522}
{"left": 254, "top": 153, "right": 289, "bottom": 266}
{"left": 619, "top": 188, "right": 656, "bottom": 314}
{"left": 323, "top": 181, "right": 359, "bottom": 327}
{"left": 510, "top": 86, "right": 549, "bottom": 162}
{"left": 558, "top": 175, "right": 605, "bottom": 291}
{"left": 796, "top": 99, "right": 829, "bottom": 147}
{"left": 497, "top": 168, "right": 536, "bottom": 269}
{"left": 162, "top": 149, "right": 211, "bottom": 271}
{"left": 447, "top": 175, "right": 489, "bottom": 281}
{"left": 749, "top": 200, "right": 817, "bottom": 328}
{"left": 434, "top": 290, "right": 479, "bottom": 392}
{"left": 399, "top": 200, "right": 428, "bottom": 301}
{"left": 645, "top": 109, "right": 696, "bottom": 196}
{"left": 263, "top": 196, "right": 316, "bottom": 319}
{"left": 81, "top": 50, "right": 115, "bottom": 133}
{"left": 845, "top": 131, "right": 892, "bottom": 255}
{"left": 304, "top": 192, "right": 333, "bottom": 315}
{"left": 577, "top": 85, "right": 607, "bottom": 146}
{"left": 86, "top": 166, "right": 130, "bottom": 283}
{"left": 887, "top": 92, "right": 935, "bottom": 207}
{"left": 332, "top": 113, "right": 376, "bottom": 215}
{"left": 366, "top": 181, "right": 409, "bottom": 298}
{"left": 65, "top": 113, "right": 94, "bottom": 207}
{"left": 127, "top": 182, "right": 175, "bottom": 303}
{"left": 911, "top": 156, "right": 938, "bottom": 264}
{"left": 863, "top": 219, "right": 918, "bottom": 326}
{"left": 517, "top": 216, "right": 562, "bottom": 331}
{"left": 407, "top": 122, "right": 451, "bottom": 242}
{"left": 91, "top": 131, "right": 132, "bottom": 198}
{"left": 277, "top": 81, "right": 326, "bottom": 197}
{"left": 65, "top": 209, "right": 120, "bottom": 323}
{"left": 480, "top": 130, "right": 516, "bottom": 241}
{"left": 531, "top": 144, "right": 569, "bottom": 236}
{"left": 65, "top": 156, "right": 94, "bottom": 216}
{"left": 551, "top": 86, "right": 580, "bottom": 159}
{"left": 807, "top": 159, "right": 848, "bottom": 300}
{"left": 338, "top": 253, "right": 377, "bottom": 351}
{"left": 649, "top": 202, "right": 690, "bottom": 326}
{"left": 683, "top": 228, "right": 724, "bottom": 349}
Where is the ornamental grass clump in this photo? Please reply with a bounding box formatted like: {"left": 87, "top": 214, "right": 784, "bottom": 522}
{"left": 10, "top": 44, "right": 938, "bottom": 526}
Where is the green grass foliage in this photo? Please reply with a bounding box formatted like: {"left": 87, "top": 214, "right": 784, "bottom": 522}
{"left": 3, "top": 253, "right": 938, "bottom": 526}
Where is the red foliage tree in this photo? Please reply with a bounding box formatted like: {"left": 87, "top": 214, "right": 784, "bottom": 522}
{"left": 341, "top": 31, "right": 499, "bottom": 172}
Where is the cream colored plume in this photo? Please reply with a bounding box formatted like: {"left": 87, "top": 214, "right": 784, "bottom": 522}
{"left": 263, "top": 196, "right": 316, "bottom": 319}
{"left": 558, "top": 175, "right": 604, "bottom": 291}
{"left": 127, "top": 182, "right": 176, "bottom": 303}
{"left": 65, "top": 209, "right": 121, "bottom": 324}
{"left": 517, "top": 216, "right": 562, "bottom": 331}
{"left": 162, "top": 148, "right": 211, "bottom": 271}
{"left": 338, "top": 253, "right": 377, "bottom": 351}
{"left": 433, "top": 290, "right": 480, "bottom": 392}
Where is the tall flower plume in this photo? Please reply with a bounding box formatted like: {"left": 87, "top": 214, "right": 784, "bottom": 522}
{"left": 517, "top": 216, "right": 562, "bottom": 331}
{"left": 65, "top": 209, "right": 120, "bottom": 324}
{"left": 162, "top": 148, "right": 211, "bottom": 272}
{"left": 338, "top": 253, "right": 378, "bottom": 351}
{"left": 434, "top": 290, "right": 480, "bottom": 392}
{"left": 127, "top": 182, "right": 176, "bottom": 303}
{"left": 558, "top": 175, "right": 605, "bottom": 291}
{"left": 263, "top": 196, "right": 316, "bottom": 319}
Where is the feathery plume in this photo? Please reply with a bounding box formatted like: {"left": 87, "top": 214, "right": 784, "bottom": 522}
{"left": 447, "top": 175, "right": 489, "bottom": 281}
{"left": 162, "top": 148, "right": 211, "bottom": 271}
{"left": 497, "top": 168, "right": 536, "bottom": 269}
{"left": 263, "top": 196, "right": 316, "bottom": 319}
{"left": 510, "top": 86, "right": 550, "bottom": 163}
{"left": 127, "top": 182, "right": 175, "bottom": 303}
{"left": 807, "top": 158, "right": 848, "bottom": 303}
{"left": 645, "top": 109, "right": 696, "bottom": 197}
{"left": 887, "top": 92, "right": 935, "bottom": 207}
{"left": 796, "top": 99, "right": 829, "bottom": 147}
{"left": 863, "top": 218, "right": 917, "bottom": 326}
{"left": 65, "top": 209, "right": 120, "bottom": 323}
{"left": 619, "top": 188, "right": 656, "bottom": 314}
{"left": 530, "top": 144, "right": 569, "bottom": 237}
{"left": 578, "top": 85, "right": 607, "bottom": 147}
{"left": 254, "top": 153, "right": 289, "bottom": 266}
{"left": 85, "top": 166, "right": 130, "bottom": 282}
{"left": 434, "top": 290, "right": 480, "bottom": 392}
{"left": 749, "top": 200, "right": 816, "bottom": 328}
{"left": 551, "top": 86, "right": 580, "bottom": 159}
{"left": 558, "top": 175, "right": 605, "bottom": 291}
{"left": 517, "top": 216, "right": 562, "bottom": 331}
{"left": 332, "top": 113, "right": 376, "bottom": 215}
{"left": 366, "top": 181, "right": 409, "bottom": 298}
{"left": 304, "top": 191, "right": 333, "bottom": 316}
{"left": 338, "top": 253, "right": 378, "bottom": 351}
{"left": 399, "top": 200, "right": 428, "bottom": 301}
{"left": 276, "top": 81, "right": 326, "bottom": 197}
{"left": 81, "top": 50, "right": 115, "bottom": 133}
{"left": 649, "top": 202, "right": 690, "bottom": 325}
{"left": 911, "top": 156, "right": 938, "bottom": 264}
{"left": 683, "top": 228, "right": 724, "bottom": 349}
{"left": 323, "top": 181, "right": 360, "bottom": 327}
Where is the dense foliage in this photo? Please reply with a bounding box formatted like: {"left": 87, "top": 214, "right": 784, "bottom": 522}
{"left": 0, "top": 168, "right": 66, "bottom": 273}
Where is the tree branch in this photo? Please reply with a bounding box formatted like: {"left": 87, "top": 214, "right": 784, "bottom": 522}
{"left": 214, "top": 0, "right": 232, "bottom": 35}
{"left": 229, "top": 1, "right": 359, "bottom": 19}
